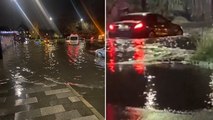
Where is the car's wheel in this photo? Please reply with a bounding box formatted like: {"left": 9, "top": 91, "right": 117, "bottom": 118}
{"left": 148, "top": 31, "right": 156, "bottom": 38}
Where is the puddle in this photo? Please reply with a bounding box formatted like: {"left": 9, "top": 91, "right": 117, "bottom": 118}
{"left": 107, "top": 38, "right": 213, "bottom": 119}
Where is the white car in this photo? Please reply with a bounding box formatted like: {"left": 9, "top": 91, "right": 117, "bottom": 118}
{"left": 66, "top": 34, "right": 79, "bottom": 45}
{"left": 94, "top": 57, "right": 105, "bottom": 68}
{"left": 95, "top": 47, "right": 105, "bottom": 58}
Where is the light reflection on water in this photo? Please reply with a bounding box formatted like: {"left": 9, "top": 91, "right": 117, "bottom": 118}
{"left": 0, "top": 40, "right": 104, "bottom": 115}
{"left": 14, "top": 82, "right": 24, "bottom": 97}
{"left": 208, "top": 73, "right": 213, "bottom": 106}
{"left": 66, "top": 44, "right": 80, "bottom": 65}
{"left": 2, "top": 41, "right": 104, "bottom": 87}
{"left": 107, "top": 38, "right": 213, "bottom": 119}
{"left": 44, "top": 43, "right": 57, "bottom": 70}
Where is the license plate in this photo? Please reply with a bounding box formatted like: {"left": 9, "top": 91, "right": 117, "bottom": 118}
{"left": 118, "top": 25, "right": 130, "bottom": 31}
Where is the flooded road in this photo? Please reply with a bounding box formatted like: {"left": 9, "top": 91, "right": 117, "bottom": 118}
{"left": 0, "top": 40, "right": 104, "bottom": 115}
{"left": 106, "top": 38, "right": 213, "bottom": 120}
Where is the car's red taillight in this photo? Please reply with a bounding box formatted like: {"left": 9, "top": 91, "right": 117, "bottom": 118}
{"left": 109, "top": 24, "right": 114, "bottom": 31}
{"left": 134, "top": 23, "right": 144, "bottom": 29}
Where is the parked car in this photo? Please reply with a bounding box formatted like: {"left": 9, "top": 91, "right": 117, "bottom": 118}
{"left": 108, "top": 12, "right": 183, "bottom": 38}
{"left": 95, "top": 47, "right": 105, "bottom": 58}
{"left": 94, "top": 57, "right": 105, "bottom": 68}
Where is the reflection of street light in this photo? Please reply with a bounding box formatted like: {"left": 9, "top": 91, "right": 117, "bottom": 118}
{"left": 80, "top": 18, "right": 83, "bottom": 22}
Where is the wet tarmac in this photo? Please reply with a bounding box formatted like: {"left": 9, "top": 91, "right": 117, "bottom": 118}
{"left": 0, "top": 40, "right": 104, "bottom": 115}
{"left": 106, "top": 37, "right": 213, "bottom": 120}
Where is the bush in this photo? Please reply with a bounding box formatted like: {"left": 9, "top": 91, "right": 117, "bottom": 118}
{"left": 192, "top": 28, "right": 213, "bottom": 62}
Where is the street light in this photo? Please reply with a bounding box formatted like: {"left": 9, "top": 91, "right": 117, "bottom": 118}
{"left": 49, "top": 17, "right": 53, "bottom": 21}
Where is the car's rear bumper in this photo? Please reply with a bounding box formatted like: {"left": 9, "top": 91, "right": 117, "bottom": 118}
{"left": 66, "top": 40, "right": 79, "bottom": 44}
{"left": 108, "top": 29, "right": 150, "bottom": 38}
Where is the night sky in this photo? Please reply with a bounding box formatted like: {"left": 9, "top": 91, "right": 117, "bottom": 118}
{"left": 0, "top": 0, "right": 105, "bottom": 30}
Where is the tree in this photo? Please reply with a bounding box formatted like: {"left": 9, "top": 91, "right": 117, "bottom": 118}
{"left": 190, "top": 0, "right": 212, "bottom": 21}
{"left": 141, "top": 0, "right": 147, "bottom": 12}
{"left": 67, "top": 22, "right": 78, "bottom": 34}
{"left": 146, "top": 0, "right": 169, "bottom": 16}
{"left": 66, "top": 21, "right": 96, "bottom": 35}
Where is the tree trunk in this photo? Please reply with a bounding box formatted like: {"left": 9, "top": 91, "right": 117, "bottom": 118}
{"left": 191, "top": 0, "right": 212, "bottom": 21}
{"left": 205, "top": 0, "right": 212, "bottom": 21}
{"left": 0, "top": 40, "right": 2, "bottom": 59}
{"left": 141, "top": 0, "right": 147, "bottom": 11}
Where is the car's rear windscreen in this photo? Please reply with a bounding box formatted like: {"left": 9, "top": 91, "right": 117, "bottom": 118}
{"left": 70, "top": 37, "right": 78, "bottom": 40}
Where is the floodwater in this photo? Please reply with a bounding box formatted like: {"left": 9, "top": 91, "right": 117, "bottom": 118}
{"left": 0, "top": 40, "right": 105, "bottom": 115}
{"left": 106, "top": 38, "right": 213, "bottom": 120}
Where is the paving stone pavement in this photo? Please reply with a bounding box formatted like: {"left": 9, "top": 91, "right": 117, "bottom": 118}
{"left": 0, "top": 82, "right": 102, "bottom": 120}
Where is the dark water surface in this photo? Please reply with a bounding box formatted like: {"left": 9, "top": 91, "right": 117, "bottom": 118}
{"left": 0, "top": 41, "right": 105, "bottom": 115}
{"left": 106, "top": 38, "right": 213, "bottom": 120}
